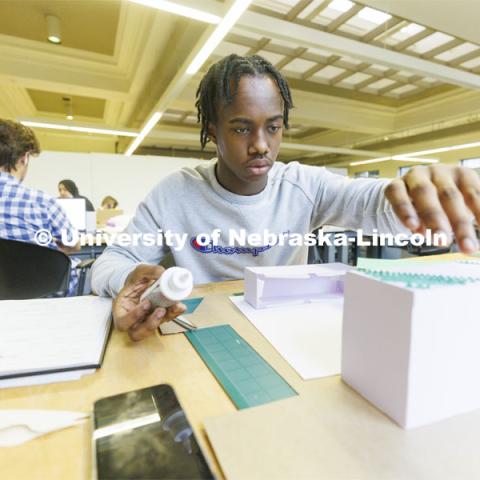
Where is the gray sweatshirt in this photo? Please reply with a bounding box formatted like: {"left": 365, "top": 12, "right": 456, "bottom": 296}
{"left": 91, "top": 160, "right": 405, "bottom": 297}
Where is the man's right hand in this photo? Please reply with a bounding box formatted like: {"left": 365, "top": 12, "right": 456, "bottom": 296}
{"left": 112, "top": 264, "right": 186, "bottom": 342}
{"left": 125, "top": 264, "right": 165, "bottom": 286}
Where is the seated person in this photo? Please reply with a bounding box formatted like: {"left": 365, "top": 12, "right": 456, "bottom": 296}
{"left": 101, "top": 195, "right": 119, "bottom": 209}
{"left": 0, "top": 119, "right": 80, "bottom": 295}
{"left": 58, "top": 179, "right": 95, "bottom": 212}
{"left": 91, "top": 54, "right": 480, "bottom": 342}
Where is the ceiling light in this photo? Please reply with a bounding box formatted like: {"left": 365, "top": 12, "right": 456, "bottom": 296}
{"left": 329, "top": 0, "right": 354, "bottom": 13}
{"left": 125, "top": 112, "right": 163, "bottom": 156}
{"left": 125, "top": 0, "right": 252, "bottom": 156}
{"left": 350, "top": 140, "right": 480, "bottom": 167}
{"left": 358, "top": 7, "right": 391, "bottom": 24}
{"left": 186, "top": 0, "right": 252, "bottom": 75}
{"left": 63, "top": 96, "right": 73, "bottom": 121}
{"left": 129, "top": 0, "right": 221, "bottom": 24}
{"left": 350, "top": 157, "right": 391, "bottom": 166}
{"left": 402, "top": 141, "right": 480, "bottom": 157}
{"left": 392, "top": 156, "right": 438, "bottom": 163}
{"left": 20, "top": 120, "right": 138, "bottom": 137}
{"left": 350, "top": 156, "right": 439, "bottom": 167}
{"left": 46, "top": 15, "right": 61, "bottom": 44}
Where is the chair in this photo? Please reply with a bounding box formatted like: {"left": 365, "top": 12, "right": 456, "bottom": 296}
{"left": 406, "top": 243, "right": 452, "bottom": 256}
{"left": 0, "top": 238, "right": 92, "bottom": 300}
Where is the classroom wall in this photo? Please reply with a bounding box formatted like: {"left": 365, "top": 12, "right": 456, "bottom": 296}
{"left": 24, "top": 151, "right": 205, "bottom": 213}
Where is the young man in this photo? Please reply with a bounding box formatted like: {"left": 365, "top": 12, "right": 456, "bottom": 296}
{"left": 0, "top": 119, "right": 80, "bottom": 295}
{"left": 91, "top": 54, "right": 480, "bottom": 342}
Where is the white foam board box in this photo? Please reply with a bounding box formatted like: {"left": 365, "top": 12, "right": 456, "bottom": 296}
{"left": 341, "top": 271, "right": 480, "bottom": 429}
{"left": 244, "top": 263, "right": 352, "bottom": 309}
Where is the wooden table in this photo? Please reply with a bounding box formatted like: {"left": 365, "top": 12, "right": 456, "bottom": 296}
{"left": 2, "top": 276, "right": 480, "bottom": 479}
{"left": 1, "top": 280, "right": 304, "bottom": 479}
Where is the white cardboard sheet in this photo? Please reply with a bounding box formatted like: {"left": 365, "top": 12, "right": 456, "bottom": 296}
{"left": 230, "top": 295, "right": 343, "bottom": 379}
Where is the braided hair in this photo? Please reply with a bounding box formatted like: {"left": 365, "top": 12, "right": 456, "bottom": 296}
{"left": 195, "top": 54, "right": 293, "bottom": 149}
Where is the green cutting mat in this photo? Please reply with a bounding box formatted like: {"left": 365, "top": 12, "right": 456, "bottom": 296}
{"left": 185, "top": 325, "right": 297, "bottom": 409}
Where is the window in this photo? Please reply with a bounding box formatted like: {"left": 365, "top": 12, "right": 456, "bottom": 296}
{"left": 354, "top": 170, "right": 379, "bottom": 178}
{"left": 461, "top": 158, "right": 480, "bottom": 168}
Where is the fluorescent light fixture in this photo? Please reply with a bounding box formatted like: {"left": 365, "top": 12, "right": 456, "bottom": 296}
{"left": 329, "top": 0, "right": 354, "bottom": 13}
{"left": 402, "top": 141, "right": 480, "bottom": 157}
{"left": 20, "top": 120, "right": 138, "bottom": 137}
{"left": 129, "top": 0, "right": 221, "bottom": 24}
{"left": 350, "top": 157, "right": 391, "bottom": 166}
{"left": 46, "top": 15, "right": 61, "bottom": 44}
{"left": 125, "top": 111, "right": 163, "bottom": 156}
{"left": 350, "top": 140, "right": 480, "bottom": 166}
{"left": 392, "top": 155, "right": 438, "bottom": 163}
{"left": 358, "top": 7, "right": 391, "bottom": 24}
{"left": 186, "top": 0, "right": 252, "bottom": 75}
{"left": 350, "top": 156, "right": 439, "bottom": 167}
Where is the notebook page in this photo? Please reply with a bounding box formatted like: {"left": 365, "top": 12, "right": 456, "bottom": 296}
{"left": 0, "top": 296, "right": 112, "bottom": 377}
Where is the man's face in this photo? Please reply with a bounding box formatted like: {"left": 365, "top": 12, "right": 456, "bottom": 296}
{"left": 209, "top": 75, "right": 284, "bottom": 195}
{"left": 58, "top": 183, "right": 72, "bottom": 198}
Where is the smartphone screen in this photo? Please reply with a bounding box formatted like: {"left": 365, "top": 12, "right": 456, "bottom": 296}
{"left": 93, "top": 384, "right": 214, "bottom": 479}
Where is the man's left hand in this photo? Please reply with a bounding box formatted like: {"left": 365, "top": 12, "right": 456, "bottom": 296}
{"left": 385, "top": 164, "right": 480, "bottom": 253}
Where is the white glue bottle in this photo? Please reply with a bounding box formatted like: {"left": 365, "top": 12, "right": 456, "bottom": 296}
{"left": 140, "top": 267, "right": 193, "bottom": 308}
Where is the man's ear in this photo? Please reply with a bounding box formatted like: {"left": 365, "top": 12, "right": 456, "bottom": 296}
{"left": 13, "top": 153, "right": 28, "bottom": 171}
{"left": 18, "top": 153, "right": 29, "bottom": 167}
{"left": 207, "top": 123, "right": 217, "bottom": 145}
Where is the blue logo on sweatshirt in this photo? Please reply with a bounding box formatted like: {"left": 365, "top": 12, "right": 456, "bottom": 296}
{"left": 190, "top": 237, "right": 272, "bottom": 257}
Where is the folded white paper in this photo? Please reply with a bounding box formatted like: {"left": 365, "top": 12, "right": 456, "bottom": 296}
{"left": 231, "top": 295, "right": 343, "bottom": 379}
{"left": 0, "top": 410, "right": 88, "bottom": 447}
{"left": 244, "top": 263, "right": 352, "bottom": 309}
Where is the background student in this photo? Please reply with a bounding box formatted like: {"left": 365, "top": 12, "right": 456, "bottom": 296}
{"left": 58, "top": 178, "right": 95, "bottom": 212}
{"left": 101, "top": 195, "right": 119, "bottom": 209}
{"left": 0, "top": 119, "right": 80, "bottom": 295}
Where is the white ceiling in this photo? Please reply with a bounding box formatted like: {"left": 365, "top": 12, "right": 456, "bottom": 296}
{"left": 1, "top": 0, "right": 480, "bottom": 165}
{"left": 358, "top": 0, "right": 480, "bottom": 44}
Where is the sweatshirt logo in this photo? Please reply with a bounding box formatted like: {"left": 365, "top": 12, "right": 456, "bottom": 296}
{"left": 190, "top": 237, "right": 271, "bottom": 257}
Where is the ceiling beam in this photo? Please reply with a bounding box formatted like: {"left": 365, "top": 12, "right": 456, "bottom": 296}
{"left": 0, "top": 38, "right": 130, "bottom": 100}
{"left": 237, "top": 10, "right": 480, "bottom": 89}
{"left": 449, "top": 48, "right": 480, "bottom": 67}
{"left": 284, "top": 0, "right": 313, "bottom": 21}
{"left": 326, "top": 4, "right": 363, "bottom": 32}
{"left": 18, "top": 113, "right": 387, "bottom": 157}
{"left": 170, "top": 76, "right": 396, "bottom": 134}
{"left": 179, "top": 0, "right": 480, "bottom": 88}
{"left": 361, "top": 17, "right": 402, "bottom": 42}
{"left": 391, "top": 28, "right": 433, "bottom": 51}
{"left": 304, "top": 1, "right": 331, "bottom": 21}
{"left": 145, "top": 128, "right": 388, "bottom": 157}
{"left": 422, "top": 38, "right": 463, "bottom": 60}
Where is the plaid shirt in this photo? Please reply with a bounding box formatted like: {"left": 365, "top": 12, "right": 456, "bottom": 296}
{"left": 0, "top": 172, "right": 78, "bottom": 296}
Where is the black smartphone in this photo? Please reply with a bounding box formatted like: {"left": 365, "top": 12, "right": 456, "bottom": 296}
{"left": 93, "top": 384, "right": 215, "bottom": 479}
